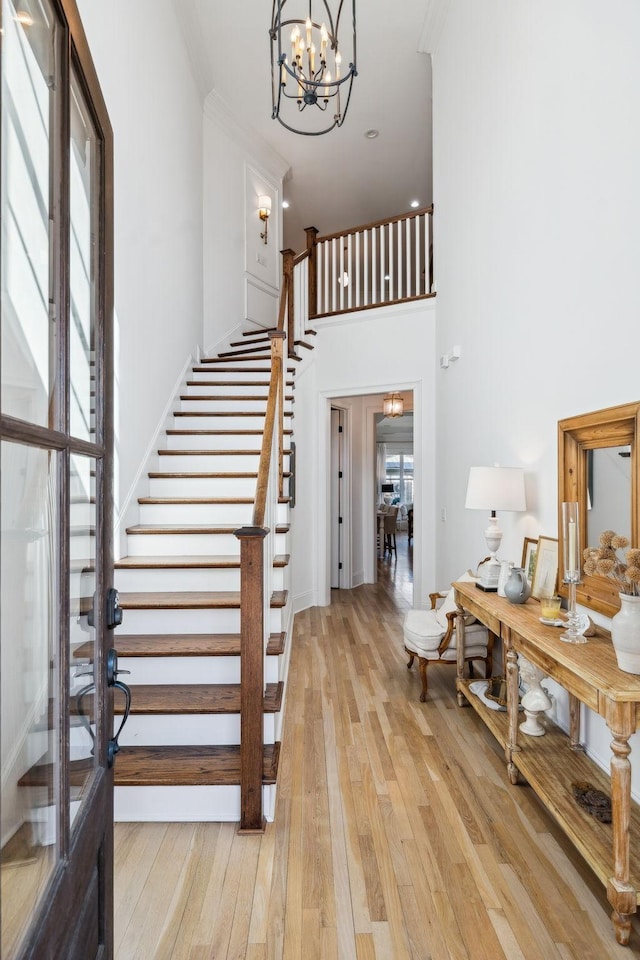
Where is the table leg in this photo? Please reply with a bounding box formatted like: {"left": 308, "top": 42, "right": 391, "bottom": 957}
{"left": 505, "top": 629, "right": 520, "bottom": 785}
{"left": 605, "top": 700, "right": 636, "bottom": 945}
{"left": 455, "top": 607, "right": 467, "bottom": 708}
{"left": 569, "top": 693, "right": 584, "bottom": 751}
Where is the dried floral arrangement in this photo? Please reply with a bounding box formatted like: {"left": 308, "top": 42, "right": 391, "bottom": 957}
{"left": 583, "top": 531, "right": 640, "bottom": 596}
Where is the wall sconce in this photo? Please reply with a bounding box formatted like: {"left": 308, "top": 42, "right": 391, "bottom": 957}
{"left": 258, "top": 195, "right": 272, "bottom": 244}
{"left": 383, "top": 393, "right": 404, "bottom": 418}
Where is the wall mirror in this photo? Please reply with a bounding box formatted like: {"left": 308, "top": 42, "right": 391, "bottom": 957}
{"left": 558, "top": 401, "right": 640, "bottom": 617}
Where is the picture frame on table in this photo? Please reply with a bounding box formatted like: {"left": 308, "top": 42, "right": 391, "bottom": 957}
{"left": 521, "top": 537, "right": 538, "bottom": 585}
{"left": 531, "top": 536, "right": 559, "bottom": 600}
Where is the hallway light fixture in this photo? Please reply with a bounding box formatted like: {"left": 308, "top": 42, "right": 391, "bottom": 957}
{"left": 383, "top": 393, "right": 404, "bottom": 418}
{"left": 258, "top": 195, "right": 272, "bottom": 244}
{"left": 270, "top": 0, "right": 357, "bottom": 136}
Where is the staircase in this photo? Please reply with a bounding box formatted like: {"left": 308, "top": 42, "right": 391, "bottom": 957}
{"left": 111, "top": 327, "right": 299, "bottom": 823}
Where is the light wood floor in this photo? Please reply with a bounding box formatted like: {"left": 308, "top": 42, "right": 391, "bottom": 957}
{"left": 114, "top": 537, "right": 640, "bottom": 958}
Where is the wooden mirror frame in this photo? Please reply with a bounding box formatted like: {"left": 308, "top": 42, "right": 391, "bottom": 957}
{"left": 558, "top": 401, "right": 640, "bottom": 617}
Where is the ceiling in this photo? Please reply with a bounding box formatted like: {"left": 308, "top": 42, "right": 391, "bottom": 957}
{"left": 180, "top": 0, "right": 433, "bottom": 250}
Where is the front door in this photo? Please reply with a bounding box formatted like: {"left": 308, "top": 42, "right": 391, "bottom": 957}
{"left": 1, "top": 0, "right": 114, "bottom": 957}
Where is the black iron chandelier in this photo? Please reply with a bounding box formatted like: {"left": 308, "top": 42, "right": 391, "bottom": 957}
{"left": 270, "top": 0, "right": 357, "bottom": 136}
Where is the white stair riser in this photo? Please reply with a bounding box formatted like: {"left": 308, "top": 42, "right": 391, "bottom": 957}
{"left": 115, "top": 784, "right": 274, "bottom": 822}
{"left": 126, "top": 532, "right": 287, "bottom": 558}
{"left": 115, "top": 565, "right": 285, "bottom": 593}
{"left": 173, "top": 415, "right": 268, "bottom": 431}
{"left": 184, "top": 383, "right": 272, "bottom": 397}
{"left": 159, "top": 451, "right": 262, "bottom": 468}
{"left": 138, "top": 503, "right": 254, "bottom": 525}
{"left": 120, "top": 607, "right": 286, "bottom": 635}
{"left": 179, "top": 397, "right": 293, "bottom": 414}
{"left": 148, "top": 476, "right": 256, "bottom": 497}
{"left": 117, "top": 714, "right": 275, "bottom": 747}
{"left": 121, "top": 656, "right": 280, "bottom": 685}
{"left": 191, "top": 367, "right": 278, "bottom": 381}
{"left": 70, "top": 537, "right": 96, "bottom": 561}
{"left": 179, "top": 398, "right": 268, "bottom": 414}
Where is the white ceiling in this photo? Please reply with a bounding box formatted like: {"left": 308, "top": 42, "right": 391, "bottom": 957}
{"left": 180, "top": 0, "right": 433, "bottom": 250}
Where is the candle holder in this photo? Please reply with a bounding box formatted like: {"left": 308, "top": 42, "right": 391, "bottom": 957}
{"left": 560, "top": 502, "right": 588, "bottom": 644}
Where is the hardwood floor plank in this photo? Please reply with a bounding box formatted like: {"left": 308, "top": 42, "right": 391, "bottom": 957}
{"left": 114, "top": 543, "right": 640, "bottom": 958}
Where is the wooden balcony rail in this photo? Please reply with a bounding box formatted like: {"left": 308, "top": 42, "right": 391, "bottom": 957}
{"left": 295, "top": 206, "right": 434, "bottom": 323}
{"left": 234, "top": 288, "right": 287, "bottom": 833}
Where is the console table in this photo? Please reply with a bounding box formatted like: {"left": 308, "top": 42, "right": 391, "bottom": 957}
{"left": 453, "top": 579, "right": 640, "bottom": 946}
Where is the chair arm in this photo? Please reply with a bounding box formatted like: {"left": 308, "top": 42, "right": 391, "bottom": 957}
{"left": 429, "top": 591, "right": 448, "bottom": 610}
{"left": 437, "top": 610, "right": 458, "bottom": 655}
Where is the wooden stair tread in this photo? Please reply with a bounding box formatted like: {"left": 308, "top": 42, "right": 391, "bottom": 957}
{"left": 179, "top": 394, "right": 294, "bottom": 402}
{"left": 217, "top": 346, "right": 271, "bottom": 358}
{"left": 293, "top": 340, "right": 314, "bottom": 350}
{"left": 138, "top": 497, "right": 255, "bottom": 505}
{"left": 159, "top": 447, "right": 261, "bottom": 454}
{"left": 115, "top": 681, "right": 283, "bottom": 715}
{"left": 229, "top": 336, "right": 270, "bottom": 346}
{"left": 174, "top": 411, "right": 293, "bottom": 418}
{"left": 75, "top": 631, "right": 286, "bottom": 659}
{"left": 199, "top": 358, "right": 297, "bottom": 373}
{"left": 241, "top": 327, "right": 277, "bottom": 336}
{"left": 148, "top": 472, "right": 258, "bottom": 479}
{"left": 115, "top": 553, "right": 289, "bottom": 569}
{"left": 114, "top": 742, "right": 280, "bottom": 786}
{"left": 126, "top": 523, "right": 290, "bottom": 535}
{"left": 162, "top": 436, "right": 293, "bottom": 443}
{"left": 118, "top": 589, "right": 288, "bottom": 609}
{"left": 19, "top": 757, "right": 93, "bottom": 789}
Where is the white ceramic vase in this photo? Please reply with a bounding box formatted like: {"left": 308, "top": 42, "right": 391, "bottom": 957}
{"left": 611, "top": 593, "right": 640, "bottom": 674}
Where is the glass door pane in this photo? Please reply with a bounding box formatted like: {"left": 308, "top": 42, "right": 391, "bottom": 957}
{"left": 68, "top": 454, "right": 98, "bottom": 826}
{"left": 0, "top": 441, "right": 59, "bottom": 958}
{"left": 69, "top": 72, "right": 99, "bottom": 443}
{"left": 1, "top": 0, "right": 59, "bottom": 427}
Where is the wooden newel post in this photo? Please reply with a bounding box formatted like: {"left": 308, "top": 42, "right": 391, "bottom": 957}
{"left": 281, "top": 248, "right": 295, "bottom": 348}
{"left": 304, "top": 225, "right": 319, "bottom": 318}
{"left": 235, "top": 525, "right": 268, "bottom": 833}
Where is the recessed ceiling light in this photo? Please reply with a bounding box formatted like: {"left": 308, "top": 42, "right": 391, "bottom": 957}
{"left": 282, "top": 200, "right": 290, "bottom": 209}
{"left": 364, "top": 129, "right": 379, "bottom": 139}
{"left": 410, "top": 199, "right": 420, "bottom": 208}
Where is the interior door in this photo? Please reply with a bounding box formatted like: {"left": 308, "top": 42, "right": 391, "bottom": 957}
{"left": 1, "top": 0, "right": 115, "bottom": 957}
{"left": 330, "top": 408, "right": 344, "bottom": 588}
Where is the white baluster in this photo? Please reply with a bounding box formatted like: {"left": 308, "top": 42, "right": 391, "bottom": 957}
{"left": 406, "top": 216, "right": 411, "bottom": 297}
{"left": 387, "top": 223, "right": 393, "bottom": 305}
{"left": 397, "top": 219, "right": 403, "bottom": 301}
{"left": 414, "top": 215, "right": 420, "bottom": 297}
{"left": 355, "top": 231, "right": 361, "bottom": 309}
{"left": 372, "top": 227, "right": 377, "bottom": 305}
{"left": 347, "top": 233, "right": 353, "bottom": 311}
{"left": 426, "top": 212, "right": 431, "bottom": 293}
{"left": 363, "top": 230, "right": 369, "bottom": 307}
{"left": 331, "top": 237, "right": 337, "bottom": 313}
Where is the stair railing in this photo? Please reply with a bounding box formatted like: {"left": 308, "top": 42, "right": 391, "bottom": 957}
{"left": 293, "top": 206, "right": 434, "bottom": 322}
{"left": 234, "top": 280, "right": 288, "bottom": 833}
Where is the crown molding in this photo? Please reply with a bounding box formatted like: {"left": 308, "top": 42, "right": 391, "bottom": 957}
{"left": 418, "top": 0, "right": 451, "bottom": 55}
{"left": 204, "top": 90, "right": 290, "bottom": 183}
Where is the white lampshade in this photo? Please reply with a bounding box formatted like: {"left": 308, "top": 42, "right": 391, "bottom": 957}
{"left": 465, "top": 466, "right": 526, "bottom": 513}
{"left": 258, "top": 195, "right": 272, "bottom": 218}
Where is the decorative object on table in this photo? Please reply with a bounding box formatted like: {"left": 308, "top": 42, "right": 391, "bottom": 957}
{"left": 571, "top": 781, "right": 612, "bottom": 823}
{"left": 468, "top": 678, "right": 506, "bottom": 711}
{"left": 531, "top": 536, "right": 559, "bottom": 600}
{"left": 504, "top": 566, "right": 531, "bottom": 604}
{"left": 497, "top": 560, "right": 514, "bottom": 597}
{"left": 539, "top": 594, "right": 562, "bottom": 624}
{"left": 270, "top": 0, "right": 357, "bottom": 136}
{"left": 560, "top": 502, "right": 588, "bottom": 643}
{"left": 521, "top": 537, "right": 538, "bottom": 586}
{"left": 583, "top": 530, "right": 640, "bottom": 673}
{"left": 518, "top": 656, "right": 551, "bottom": 736}
{"left": 380, "top": 481, "right": 395, "bottom": 504}
{"left": 465, "top": 466, "right": 526, "bottom": 591}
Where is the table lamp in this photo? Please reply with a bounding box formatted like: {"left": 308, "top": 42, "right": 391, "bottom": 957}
{"left": 465, "top": 466, "right": 526, "bottom": 590}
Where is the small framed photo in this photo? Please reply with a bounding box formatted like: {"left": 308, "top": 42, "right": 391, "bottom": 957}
{"left": 521, "top": 537, "right": 538, "bottom": 585}
{"left": 531, "top": 536, "right": 559, "bottom": 600}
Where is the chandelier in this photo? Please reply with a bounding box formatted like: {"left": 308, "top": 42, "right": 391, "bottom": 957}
{"left": 270, "top": 0, "right": 357, "bottom": 136}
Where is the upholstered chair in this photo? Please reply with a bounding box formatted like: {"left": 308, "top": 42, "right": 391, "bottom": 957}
{"left": 403, "top": 577, "right": 493, "bottom": 701}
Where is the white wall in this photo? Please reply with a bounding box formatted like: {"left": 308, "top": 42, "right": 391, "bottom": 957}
{"left": 202, "top": 94, "right": 289, "bottom": 353}
{"left": 76, "top": 0, "right": 203, "bottom": 533}
{"left": 291, "top": 299, "right": 437, "bottom": 611}
{"left": 430, "top": 0, "right": 640, "bottom": 789}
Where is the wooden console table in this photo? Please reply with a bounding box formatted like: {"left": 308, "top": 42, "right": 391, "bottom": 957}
{"left": 453, "top": 579, "right": 640, "bottom": 946}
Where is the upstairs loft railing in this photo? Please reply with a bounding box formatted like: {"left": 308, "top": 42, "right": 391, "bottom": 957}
{"left": 282, "top": 206, "right": 434, "bottom": 345}
{"left": 234, "top": 288, "right": 287, "bottom": 833}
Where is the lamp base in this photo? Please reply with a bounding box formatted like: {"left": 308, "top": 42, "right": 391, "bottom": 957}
{"left": 475, "top": 581, "right": 498, "bottom": 592}
{"left": 476, "top": 556, "right": 500, "bottom": 591}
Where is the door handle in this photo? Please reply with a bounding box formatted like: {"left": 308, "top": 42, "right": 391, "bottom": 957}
{"left": 107, "top": 647, "right": 131, "bottom": 768}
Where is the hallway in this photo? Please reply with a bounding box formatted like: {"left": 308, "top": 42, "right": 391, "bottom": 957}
{"left": 113, "top": 566, "right": 640, "bottom": 959}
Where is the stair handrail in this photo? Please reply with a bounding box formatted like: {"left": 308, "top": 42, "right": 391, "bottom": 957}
{"left": 234, "top": 273, "right": 289, "bottom": 833}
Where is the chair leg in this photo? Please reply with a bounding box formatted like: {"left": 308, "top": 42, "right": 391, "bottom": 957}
{"left": 405, "top": 647, "right": 415, "bottom": 670}
{"left": 418, "top": 657, "right": 428, "bottom": 702}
